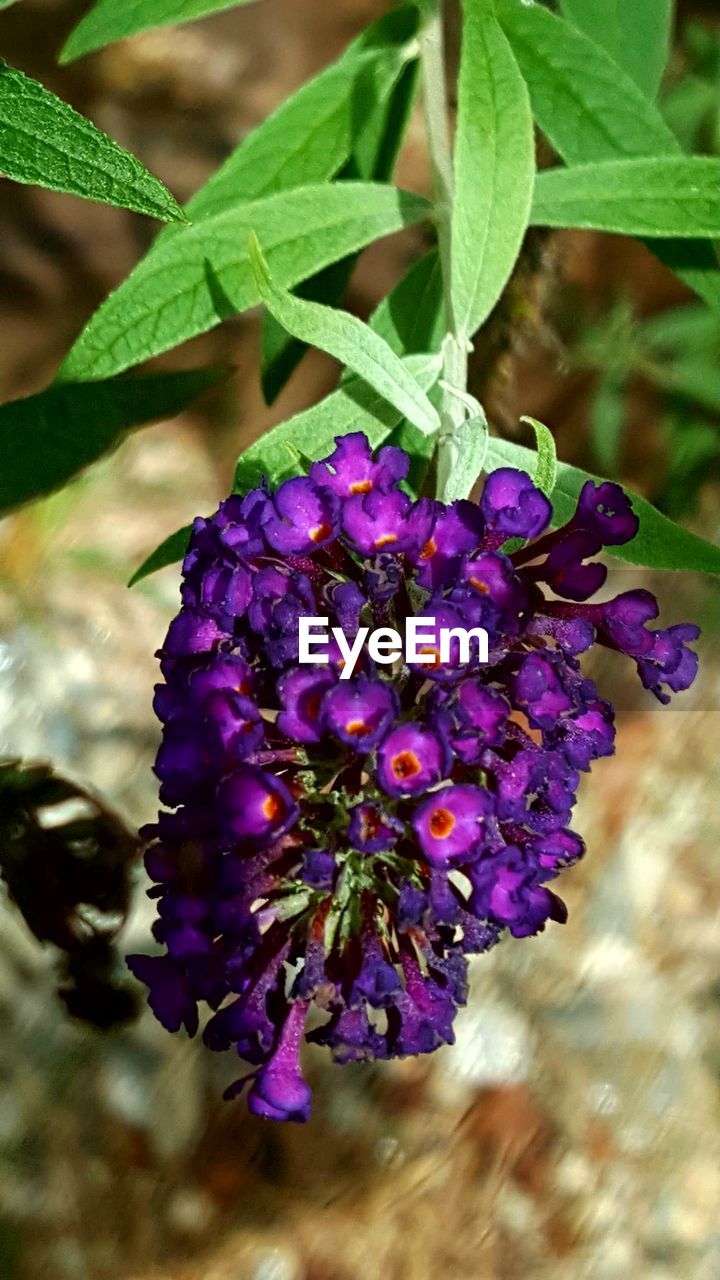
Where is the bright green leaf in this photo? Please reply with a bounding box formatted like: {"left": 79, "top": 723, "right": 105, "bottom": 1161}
{"left": 451, "top": 0, "right": 535, "bottom": 340}
{"left": 172, "top": 4, "right": 420, "bottom": 225}
{"left": 558, "top": 0, "right": 673, "bottom": 101}
{"left": 498, "top": 3, "right": 720, "bottom": 313}
{"left": 498, "top": 1, "right": 678, "bottom": 163}
{"left": 521, "top": 415, "right": 557, "bottom": 495}
{"left": 249, "top": 233, "right": 440, "bottom": 436}
{"left": 261, "top": 55, "right": 421, "bottom": 403}
{"left": 0, "top": 368, "right": 223, "bottom": 516}
{"left": 0, "top": 61, "right": 185, "bottom": 221}
{"left": 58, "top": 182, "right": 430, "bottom": 383}
{"left": 61, "top": 0, "right": 259, "bottom": 63}
{"left": 532, "top": 157, "right": 720, "bottom": 238}
{"left": 485, "top": 437, "right": 720, "bottom": 575}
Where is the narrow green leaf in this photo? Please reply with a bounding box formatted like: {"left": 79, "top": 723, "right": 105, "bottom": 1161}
{"left": 58, "top": 183, "right": 430, "bottom": 383}
{"left": 0, "top": 61, "right": 185, "bottom": 221}
{"left": 261, "top": 57, "right": 421, "bottom": 403}
{"left": 521, "top": 415, "right": 557, "bottom": 495}
{"left": 451, "top": 0, "right": 535, "bottom": 339}
{"left": 0, "top": 368, "right": 223, "bottom": 515}
{"left": 249, "top": 233, "right": 440, "bottom": 436}
{"left": 368, "top": 248, "right": 445, "bottom": 357}
{"left": 498, "top": 2, "right": 720, "bottom": 312}
{"left": 171, "top": 4, "right": 420, "bottom": 225}
{"left": 485, "top": 437, "right": 720, "bottom": 575}
{"left": 128, "top": 523, "right": 193, "bottom": 587}
{"left": 235, "top": 351, "right": 440, "bottom": 492}
{"left": 498, "top": 1, "right": 678, "bottom": 163}
{"left": 558, "top": 0, "right": 673, "bottom": 101}
{"left": 61, "top": 0, "right": 259, "bottom": 63}
{"left": 532, "top": 157, "right": 720, "bottom": 238}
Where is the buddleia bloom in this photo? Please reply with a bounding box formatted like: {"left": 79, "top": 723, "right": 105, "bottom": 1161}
{"left": 129, "top": 433, "right": 699, "bottom": 1121}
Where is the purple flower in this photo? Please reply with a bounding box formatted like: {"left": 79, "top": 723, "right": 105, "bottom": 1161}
{"left": 263, "top": 477, "right": 339, "bottom": 554}
{"left": 410, "top": 500, "right": 484, "bottom": 588}
{"left": 277, "top": 666, "right": 336, "bottom": 744}
{"left": 469, "top": 848, "right": 567, "bottom": 938}
{"left": 311, "top": 431, "right": 408, "bottom": 497}
{"left": 218, "top": 765, "right": 298, "bottom": 845}
{"left": 319, "top": 676, "right": 399, "bottom": 751}
{"left": 131, "top": 431, "right": 698, "bottom": 1122}
{"left": 412, "top": 785, "right": 495, "bottom": 866}
{"left": 571, "top": 480, "right": 639, "bottom": 546}
{"left": 342, "top": 489, "right": 434, "bottom": 556}
{"left": 535, "top": 531, "right": 607, "bottom": 602}
{"left": 480, "top": 468, "right": 552, "bottom": 540}
{"left": 245, "top": 1002, "right": 312, "bottom": 1123}
{"left": 377, "top": 723, "right": 449, "bottom": 797}
{"left": 127, "top": 953, "right": 199, "bottom": 1034}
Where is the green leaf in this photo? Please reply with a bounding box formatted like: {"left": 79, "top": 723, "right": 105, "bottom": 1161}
{"left": 485, "top": 436, "right": 720, "bottom": 575}
{"left": 0, "top": 61, "right": 185, "bottom": 221}
{"left": 498, "top": 1, "right": 678, "bottom": 163}
{"left": 234, "top": 351, "right": 441, "bottom": 493}
{"left": 521, "top": 415, "right": 557, "bottom": 495}
{"left": 128, "top": 523, "right": 193, "bottom": 587}
{"left": 451, "top": 0, "right": 535, "bottom": 339}
{"left": 58, "top": 182, "right": 430, "bottom": 383}
{"left": 559, "top": 0, "right": 673, "bottom": 101}
{"left": 368, "top": 248, "right": 445, "bottom": 357}
{"left": 61, "top": 0, "right": 259, "bottom": 63}
{"left": 532, "top": 157, "right": 720, "bottom": 238}
{"left": 0, "top": 1, "right": 20, "bottom": 9}
{"left": 260, "top": 57, "right": 421, "bottom": 403}
{"left": 0, "top": 368, "right": 223, "bottom": 516}
{"left": 173, "top": 4, "right": 420, "bottom": 225}
{"left": 249, "top": 233, "right": 440, "bottom": 436}
{"left": 498, "top": 3, "right": 720, "bottom": 312}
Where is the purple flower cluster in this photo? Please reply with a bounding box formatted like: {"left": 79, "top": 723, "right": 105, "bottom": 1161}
{"left": 130, "top": 433, "right": 699, "bottom": 1121}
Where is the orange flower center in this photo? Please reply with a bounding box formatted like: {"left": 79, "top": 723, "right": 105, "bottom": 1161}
{"left": 420, "top": 538, "right": 437, "bottom": 561}
{"left": 310, "top": 522, "right": 332, "bottom": 543}
{"left": 262, "top": 793, "right": 283, "bottom": 822}
{"left": 346, "top": 718, "right": 369, "bottom": 736}
{"left": 391, "top": 750, "right": 422, "bottom": 780}
{"left": 375, "top": 533, "right": 398, "bottom": 548}
{"left": 418, "top": 644, "right": 442, "bottom": 668}
{"left": 350, "top": 479, "right": 373, "bottom": 494}
{"left": 429, "top": 808, "right": 455, "bottom": 839}
{"left": 469, "top": 577, "right": 490, "bottom": 594}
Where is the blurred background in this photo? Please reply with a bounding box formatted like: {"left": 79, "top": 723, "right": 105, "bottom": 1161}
{"left": 1, "top": 1, "right": 720, "bottom": 1277}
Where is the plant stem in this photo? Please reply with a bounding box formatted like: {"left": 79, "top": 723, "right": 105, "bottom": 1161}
{"left": 419, "top": 0, "right": 469, "bottom": 497}
{"left": 419, "top": 2, "right": 455, "bottom": 336}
